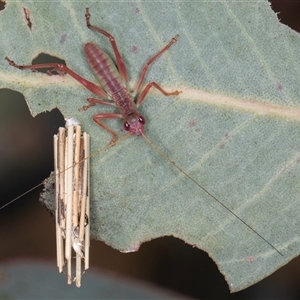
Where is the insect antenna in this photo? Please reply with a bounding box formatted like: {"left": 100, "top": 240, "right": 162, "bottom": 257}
{"left": 141, "top": 132, "right": 283, "bottom": 256}
{"left": 0, "top": 132, "right": 131, "bottom": 211}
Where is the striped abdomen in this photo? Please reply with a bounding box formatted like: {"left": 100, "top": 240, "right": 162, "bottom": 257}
{"left": 84, "top": 42, "right": 124, "bottom": 96}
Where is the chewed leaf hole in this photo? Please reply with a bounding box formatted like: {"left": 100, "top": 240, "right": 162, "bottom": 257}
{"left": 31, "top": 53, "right": 66, "bottom": 74}
{"left": 0, "top": 0, "right": 6, "bottom": 11}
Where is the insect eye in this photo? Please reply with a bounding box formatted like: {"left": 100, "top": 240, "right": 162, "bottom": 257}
{"left": 138, "top": 116, "right": 145, "bottom": 125}
{"left": 124, "top": 121, "right": 130, "bottom": 131}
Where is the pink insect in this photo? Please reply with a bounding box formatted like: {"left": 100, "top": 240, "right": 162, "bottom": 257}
{"left": 4, "top": 8, "right": 282, "bottom": 256}
{"left": 6, "top": 8, "right": 181, "bottom": 145}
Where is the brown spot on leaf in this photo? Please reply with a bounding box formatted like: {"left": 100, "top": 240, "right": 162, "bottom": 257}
{"left": 23, "top": 7, "right": 32, "bottom": 30}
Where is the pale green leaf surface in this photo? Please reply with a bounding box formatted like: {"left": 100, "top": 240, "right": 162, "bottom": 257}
{"left": 1, "top": 1, "right": 300, "bottom": 292}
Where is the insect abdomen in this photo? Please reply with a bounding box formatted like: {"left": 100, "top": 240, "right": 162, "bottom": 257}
{"left": 84, "top": 43, "right": 123, "bottom": 95}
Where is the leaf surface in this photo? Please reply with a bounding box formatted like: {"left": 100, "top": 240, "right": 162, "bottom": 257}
{"left": 1, "top": 1, "right": 300, "bottom": 292}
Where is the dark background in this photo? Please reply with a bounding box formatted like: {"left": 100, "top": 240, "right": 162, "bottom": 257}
{"left": 1, "top": 2, "right": 300, "bottom": 299}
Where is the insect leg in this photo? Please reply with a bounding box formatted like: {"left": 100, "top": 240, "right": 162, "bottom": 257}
{"left": 134, "top": 35, "right": 179, "bottom": 94}
{"left": 5, "top": 57, "right": 108, "bottom": 98}
{"left": 92, "top": 113, "right": 123, "bottom": 145}
{"left": 79, "top": 98, "right": 117, "bottom": 111}
{"left": 85, "top": 8, "right": 128, "bottom": 83}
{"left": 136, "top": 82, "right": 181, "bottom": 107}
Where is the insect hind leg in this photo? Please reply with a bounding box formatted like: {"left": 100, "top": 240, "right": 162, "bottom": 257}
{"left": 85, "top": 8, "right": 128, "bottom": 83}
{"left": 133, "top": 35, "right": 179, "bottom": 94}
{"left": 5, "top": 57, "right": 108, "bottom": 98}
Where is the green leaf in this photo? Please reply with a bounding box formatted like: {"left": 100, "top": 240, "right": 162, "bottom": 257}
{"left": 1, "top": 0, "right": 300, "bottom": 292}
